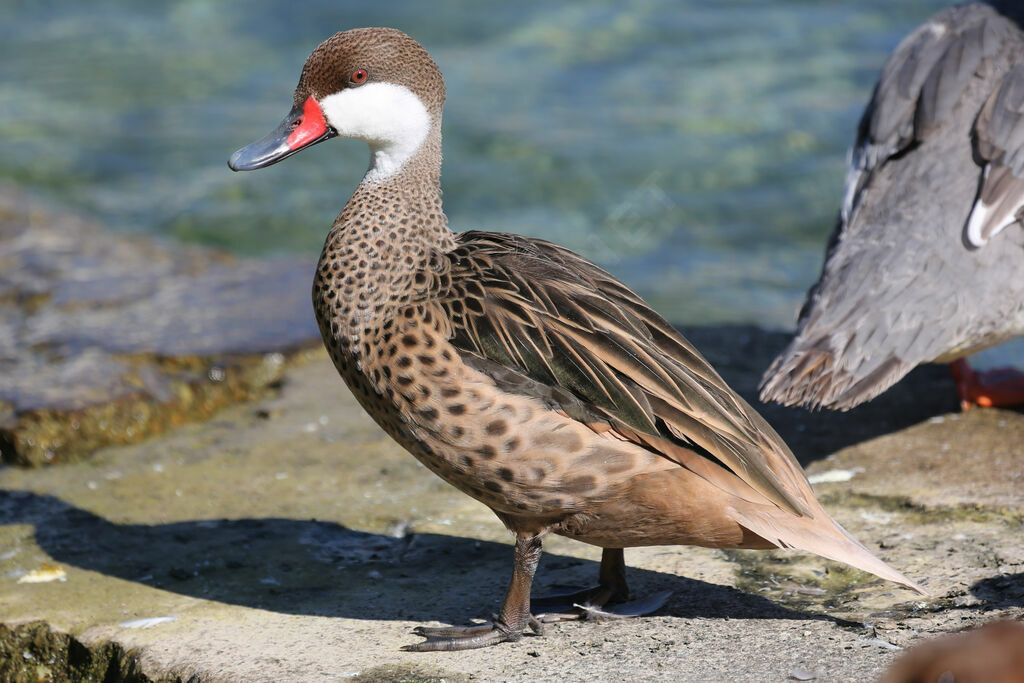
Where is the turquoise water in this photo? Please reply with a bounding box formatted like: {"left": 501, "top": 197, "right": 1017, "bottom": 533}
{"left": 1, "top": 0, "right": 950, "bottom": 329}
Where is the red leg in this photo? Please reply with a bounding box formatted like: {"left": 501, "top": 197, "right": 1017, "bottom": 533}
{"left": 949, "top": 359, "right": 1024, "bottom": 411}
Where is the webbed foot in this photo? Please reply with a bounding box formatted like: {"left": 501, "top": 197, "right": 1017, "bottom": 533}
{"left": 404, "top": 533, "right": 543, "bottom": 651}
{"left": 532, "top": 548, "right": 670, "bottom": 622}
{"left": 533, "top": 584, "right": 671, "bottom": 623}
{"left": 402, "top": 614, "right": 543, "bottom": 651}
{"left": 950, "top": 359, "right": 1024, "bottom": 410}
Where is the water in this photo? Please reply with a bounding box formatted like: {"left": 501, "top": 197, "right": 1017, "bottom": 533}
{"left": 0, "top": 0, "right": 955, "bottom": 331}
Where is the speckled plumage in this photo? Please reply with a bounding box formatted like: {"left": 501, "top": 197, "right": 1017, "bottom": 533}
{"left": 761, "top": 2, "right": 1024, "bottom": 411}
{"left": 232, "top": 27, "right": 922, "bottom": 651}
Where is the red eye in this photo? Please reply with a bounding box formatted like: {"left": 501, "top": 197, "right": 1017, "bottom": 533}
{"left": 351, "top": 69, "right": 368, "bottom": 85}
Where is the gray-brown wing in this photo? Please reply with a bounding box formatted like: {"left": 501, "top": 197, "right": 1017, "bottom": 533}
{"left": 967, "top": 63, "right": 1024, "bottom": 246}
{"left": 431, "top": 231, "right": 814, "bottom": 517}
{"left": 843, "top": 3, "right": 1011, "bottom": 223}
{"left": 760, "top": 3, "right": 1024, "bottom": 411}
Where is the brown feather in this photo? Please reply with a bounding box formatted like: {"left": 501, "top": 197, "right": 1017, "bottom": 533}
{"left": 426, "top": 231, "right": 819, "bottom": 518}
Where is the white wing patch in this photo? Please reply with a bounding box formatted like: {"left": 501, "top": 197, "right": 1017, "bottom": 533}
{"left": 964, "top": 164, "right": 1024, "bottom": 248}
{"left": 319, "top": 82, "right": 431, "bottom": 185}
{"left": 840, "top": 151, "right": 866, "bottom": 224}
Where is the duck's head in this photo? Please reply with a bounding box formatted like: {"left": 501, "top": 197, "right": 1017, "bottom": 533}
{"left": 228, "top": 27, "right": 444, "bottom": 183}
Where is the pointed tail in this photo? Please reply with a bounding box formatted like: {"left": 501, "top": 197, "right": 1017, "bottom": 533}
{"left": 731, "top": 503, "right": 928, "bottom": 595}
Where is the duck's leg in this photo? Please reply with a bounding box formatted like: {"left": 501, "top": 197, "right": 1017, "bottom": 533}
{"left": 533, "top": 548, "right": 671, "bottom": 623}
{"left": 402, "top": 532, "right": 544, "bottom": 652}
{"left": 950, "top": 359, "right": 1024, "bottom": 411}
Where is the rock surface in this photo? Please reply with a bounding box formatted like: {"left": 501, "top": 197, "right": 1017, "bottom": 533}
{"left": 0, "top": 187, "right": 321, "bottom": 466}
{"left": 1, "top": 341, "right": 1021, "bottom": 682}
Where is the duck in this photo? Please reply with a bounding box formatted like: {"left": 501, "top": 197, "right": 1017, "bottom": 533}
{"left": 228, "top": 27, "right": 923, "bottom": 651}
{"left": 760, "top": 1, "right": 1024, "bottom": 412}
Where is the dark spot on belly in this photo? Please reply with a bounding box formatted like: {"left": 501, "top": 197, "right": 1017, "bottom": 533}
{"left": 448, "top": 404, "right": 466, "bottom": 415}
{"left": 478, "top": 445, "right": 497, "bottom": 460}
{"left": 485, "top": 420, "right": 508, "bottom": 436}
{"left": 397, "top": 356, "right": 412, "bottom": 368}
{"left": 498, "top": 467, "right": 514, "bottom": 482}
{"left": 441, "top": 387, "right": 459, "bottom": 398}
{"left": 451, "top": 426, "right": 465, "bottom": 439}
{"left": 396, "top": 375, "right": 414, "bottom": 387}
{"left": 459, "top": 455, "right": 473, "bottom": 468}
{"left": 417, "top": 355, "right": 435, "bottom": 366}
{"left": 505, "top": 437, "right": 520, "bottom": 452}
{"left": 484, "top": 480, "right": 503, "bottom": 493}
{"left": 419, "top": 407, "right": 438, "bottom": 421}
{"left": 401, "top": 334, "right": 417, "bottom": 347}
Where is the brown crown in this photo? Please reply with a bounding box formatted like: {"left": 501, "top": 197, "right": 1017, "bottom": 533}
{"left": 293, "top": 27, "right": 445, "bottom": 115}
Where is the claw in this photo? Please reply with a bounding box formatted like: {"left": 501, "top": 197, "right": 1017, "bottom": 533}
{"left": 411, "top": 622, "right": 493, "bottom": 638}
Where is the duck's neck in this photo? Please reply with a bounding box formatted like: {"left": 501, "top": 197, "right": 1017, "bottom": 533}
{"left": 337, "top": 124, "right": 453, "bottom": 252}
{"left": 315, "top": 125, "right": 454, "bottom": 342}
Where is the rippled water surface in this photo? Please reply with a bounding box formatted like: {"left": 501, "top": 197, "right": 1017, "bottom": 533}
{"left": 1, "top": 0, "right": 952, "bottom": 328}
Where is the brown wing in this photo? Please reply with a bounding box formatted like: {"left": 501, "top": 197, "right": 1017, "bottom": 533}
{"left": 428, "top": 230, "right": 814, "bottom": 517}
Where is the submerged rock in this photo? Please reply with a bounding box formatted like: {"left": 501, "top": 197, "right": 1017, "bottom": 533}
{"left": 0, "top": 186, "right": 320, "bottom": 465}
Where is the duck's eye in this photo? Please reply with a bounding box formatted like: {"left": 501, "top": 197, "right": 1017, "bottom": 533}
{"left": 350, "top": 69, "right": 368, "bottom": 85}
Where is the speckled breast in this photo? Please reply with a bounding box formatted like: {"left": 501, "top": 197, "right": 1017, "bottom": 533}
{"left": 312, "top": 279, "right": 666, "bottom": 527}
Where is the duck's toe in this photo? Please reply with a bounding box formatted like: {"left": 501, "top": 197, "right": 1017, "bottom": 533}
{"left": 532, "top": 585, "right": 670, "bottom": 623}
{"left": 402, "top": 615, "right": 543, "bottom": 652}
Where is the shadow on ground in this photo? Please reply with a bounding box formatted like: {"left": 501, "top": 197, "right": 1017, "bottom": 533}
{"left": 970, "top": 573, "right": 1024, "bottom": 610}
{"left": 682, "top": 325, "right": 963, "bottom": 465}
{"left": 2, "top": 490, "right": 841, "bottom": 627}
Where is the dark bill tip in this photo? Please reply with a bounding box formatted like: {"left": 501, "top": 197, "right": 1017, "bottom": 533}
{"left": 228, "top": 99, "right": 336, "bottom": 171}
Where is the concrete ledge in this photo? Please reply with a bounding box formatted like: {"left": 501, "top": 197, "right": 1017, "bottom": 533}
{"left": 1, "top": 354, "right": 1021, "bottom": 681}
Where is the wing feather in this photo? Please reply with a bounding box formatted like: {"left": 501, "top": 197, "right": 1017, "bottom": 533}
{"left": 429, "top": 231, "right": 814, "bottom": 517}
{"left": 967, "top": 62, "right": 1024, "bottom": 246}
{"left": 844, "top": 4, "right": 1015, "bottom": 223}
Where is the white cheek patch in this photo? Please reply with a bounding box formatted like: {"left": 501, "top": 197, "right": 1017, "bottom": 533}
{"left": 319, "top": 83, "right": 431, "bottom": 184}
